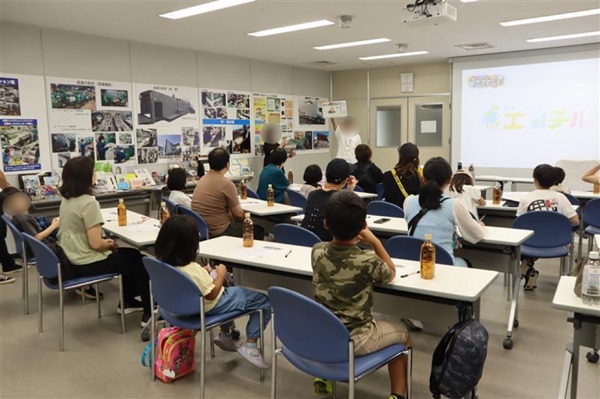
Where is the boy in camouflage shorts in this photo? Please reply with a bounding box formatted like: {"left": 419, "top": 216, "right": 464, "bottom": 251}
{"left": 311, "top": 191, "right": 411, "bottom": 399}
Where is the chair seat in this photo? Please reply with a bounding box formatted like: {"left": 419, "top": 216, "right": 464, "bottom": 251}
{"left": 159, "top": 309, "right": 255, "bottom": 331}
{"left": 584, "top": 225, "right": 600, "bottom": 235}
{"left": 281, "top": 344, "right": 406, "bottom": 382}
{"left": 521, "top": 245, "right": 569, "bottom": 259}
{"left": 43, "top": 273, "right": 119, "bottom": 290}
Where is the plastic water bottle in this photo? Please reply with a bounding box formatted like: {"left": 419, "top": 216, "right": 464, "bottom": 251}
{"left": 582, "top": 251, "right": 600, "bottom": 306}
{"left": 159, "top": 201, "right": 170, "bottom": 226}
{"left": 117, "top": 198, "right": 127, "bottom": 226}
{"left": 420, "top": 233, "right": 436, "bottom": 280}
{"left": 240, "top": 180, "right": 247, "bottom": 200}
{"left": 267, "top": 184, "right": 275, "bottom": 207}
{"left": 243, "top": 212, "right": 254, "bottom": 248}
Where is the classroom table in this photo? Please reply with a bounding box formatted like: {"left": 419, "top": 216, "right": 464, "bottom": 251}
{"left": 476, "top": 176, "right": 534, "bottom": 191}
{"left": 287, "top": 184, "right": 377, "bottom": 200}
{"left": 239, "top": 198, "right": 303, "bottom": 217}
{"left": 570, "top": 191, "right": 600, "bottom": 201}
{"left": 101, "top": 208, "right": 160, "bottom": 248}
{"left": 198, "top": 236, "right": 499, "bottom": 324}
{"left": 596, "top": 235, "right": 600, "bottom": 249}
{"left": 552, "top": 276, "right": 600, "bottom": 399}
{"left": 290, "top": 214, "right": 408, "bottom": 236}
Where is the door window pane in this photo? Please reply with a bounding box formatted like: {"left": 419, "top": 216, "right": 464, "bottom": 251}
{"left": 376, "top": 106, "right": 401, "bottom": 148}
{"left": 415, "top": 104, "right": 442, "bottom": 147}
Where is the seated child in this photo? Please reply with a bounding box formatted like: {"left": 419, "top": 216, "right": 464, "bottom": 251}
{"left": 155, "top": 215, "right": 271, "bottom": 369}
{"left": 448, "top": 169, "right": 485, "bottom": 219}
{"left": 257, "top": 148, "right": 290, "bottom": 204}
{"left": 299, "top": 164, "right": 322, "bottom": 198}
{"left": 312, "top": 191, "right": 411, "bottom": 399}
{"left": 517, "top": 164, "right": 579, "bottom": 290}
{"left": 550, "top": 167, "right": 571, "bottom": 194}
{"left": 167, "top": 167, "right": 192, "bottom": 208}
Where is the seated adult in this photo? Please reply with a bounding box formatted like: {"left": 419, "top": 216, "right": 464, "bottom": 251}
{"left": 257, "top": 148, "right": 290, "bottom": 204}
{"left": 352, "top": 144, "right": 383, "bottom": 194}
{"left": 192, "top": 148, "right": 264, "bottom": 239}
{"left": 301, "top": 158, "right": 357, "bottom": 241}
{"left": 382, "top": 143, "right": 423, "bottom": 208}
{"left": 58, "top": 156, "right": 152, "bottom": 326}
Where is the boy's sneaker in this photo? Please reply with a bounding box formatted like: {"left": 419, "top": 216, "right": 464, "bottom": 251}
{"left": 116, "top": 299, "right": 144, "bottom": 315}
{"left": 75, "top": 286, "right": 104, "bottom": 300}
{"left": 401, "top": 318, "right": 424, "bottom": 331}
{"left": 519, "top": 259, "right": 535, "bottom": 277}
{"left": 314, "top": 378, "right": 334, "bottom": 397}
{"left": 237, "top": 344, "right": 269, "bottom": 369}
{"left": 3, "top": 264, "right": 22, "bottom": 274}
{"left": 0, "top": 274, "right": 15, "bottom": 285}
{"left": 524, "top": 267, "right": 539, "bottom": 291}
{"left": 214, "top": 332, "right": 238, "bottom": 352}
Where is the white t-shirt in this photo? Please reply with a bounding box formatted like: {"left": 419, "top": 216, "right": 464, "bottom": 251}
{"left": 448, "top": 185, "right": 481, "bottom": 219}
{"left": 169, "top": 190, "right": 192, "bottom": 208}
{"left": 516, "top": 189, "right": 577, "bottom": 219}
{"left": 334, "top": 127, "right": 361, "bottom": 163}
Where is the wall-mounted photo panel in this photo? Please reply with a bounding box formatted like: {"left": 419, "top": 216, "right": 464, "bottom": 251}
{"left": 253, "top": 93, "right": 294, "bottom": 156}
{"left": 295, "top": 96, "right": 328, "bottom": 130}
{"left": 134, "top": 84, "right": 199, "bottom": 127}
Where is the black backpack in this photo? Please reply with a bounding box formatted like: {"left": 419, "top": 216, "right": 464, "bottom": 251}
{"left": 430, "top": 318, "right": 489, "bottom": 399}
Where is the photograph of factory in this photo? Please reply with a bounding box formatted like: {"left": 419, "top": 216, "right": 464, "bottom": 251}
{"left": 137, "top": 90, "right": 195, "bottom": 125}
{"left": 101, "top": 89, "right": 129, "bottom": 107}
{"left": 202, "top": 91, "right": 225, "bottom": 108}
{"left": 237, "top": 108, "right": 250, "bottom": 120}
{"left": 203, "top": 126, "right": 225, "bottom": 148}
{"left": 137, "top": 147, "right": 158, "bottom": 165}
{"left": 230, "top": 125, "right": 251, "bottom": 154}
{"left": 313, "top": 131, "right": 330, "bottom": 149}
{"left": 294, "top": 131, "right": 313, "bottom": 151}
{"left": 136, "top": 128, "right": 157, "bottom": 147}
{"left": 118, "top": 132, "right": 133, "bottom": 145}
{"left": 114, "top": 145, "right": 135, "bottom": 164}
{"left": 50, "top": 83, "right": 96, "bottom": 110}
{"left": 182, "top": 127, "right": 199, "bottom": 147}
{"left": 0, "top": 78, "right": 20, "bottom": 116}
{"left": 91, "top": 111, "right": 133, "bottom": 132}
{"left": 228, "top": 93, "right": 249, "bottom": 109}
{"left": 95, "top": 133, "right": 116, "bottom": 161}
{"left": 298, "top": 99, "right": 325, "bottom": 125}
{"left": 51, "top": 133, "right": 76, "bottom": 153}
{"left": 158, "top": 134, "right": 181, "bottom": 158}
{"left": 79, "top": 136, "right": 94, "bottom": 159}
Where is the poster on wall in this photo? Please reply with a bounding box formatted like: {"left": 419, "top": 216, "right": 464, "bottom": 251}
{"left": 47, "top": 78, "right": 134, "bottom": 170}
{"left": 0, "top": 74, "right": 50, "bottom": 173}
{"left": 252, "top": 93, "right": 294, "bottom": 156}
{"left": 294, "top": 96, "right": 330, "bottom": 151}
{"left": 321, "top": 100, "right": 347, "bottom": 119}
{"left": 200, "top": 89, "right": 251, "bottom": 155}
{"left": 133, "top": 83, "right": 199, "bottom": 165}
{"left": 296, "top": 96, "right": 327, "bottom": 127}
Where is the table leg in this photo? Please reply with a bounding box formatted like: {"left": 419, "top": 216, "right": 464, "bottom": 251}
{"left": 473, "top": 299, "right": 480, "bottom": 321}
{"left": 506, "top": 248, "right": 515, "bottom": 302}
{"left": 504, "top": 246, "right": 521, "bottom": 350}
{"left": 570, "top": 324, "right": 580, "bottom": 399}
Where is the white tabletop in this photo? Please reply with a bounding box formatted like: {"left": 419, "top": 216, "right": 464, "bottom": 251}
{"left": 501, "top": 191, "right": 528, "bottom": 203}
{"left": 474, "top": 185, "right": 493, "bottom": 192}
{"left": 101, "top": 208, "right": 160, "bottom": 247}
{"left": 239, "top": 198, "right": 303, "bottom": 216}
{"left": 291, "top": 214, "right": 408, "bottom": 235}
{"left": 478, "top": 200, "right": 511, "bottom": 211}
{"left": 287, "top": 184, "right": 377, "bottom": 199}
{"left": 552, "top": 276, "right": 600, "bottom": 317}
{"left": 475, "top": 175, "right": 534, "bottom": 184}
{"left": 570, "top": 190, "right": 600, "bottom": 200}
{"left": 199, "top": 236, "right": 498, "bottom": 302}
{"left": 595, "top": 235, "right": 600, "bottom": 249}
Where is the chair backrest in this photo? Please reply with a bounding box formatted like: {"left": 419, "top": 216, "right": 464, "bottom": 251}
{"left": 22, "top": 233, "right": 59, "bottom": 279}
{"left": 353, "top": 185, "right": 364, "bottom": 193}
{"left": 246, "top": 188, "right": 259, "bottom": 199}
{"left": 268, "top": 287, "right": 350, "bottom": 363}
{"left": 562, "top": 193, "right": 580, "bottom": 206}
{"left": 2, "top": 215, "right": 24, "bottom": 256}
{"left": 367, "top": 200, "right": 405, "bottom": 218}
{"left": 176, "top": 205, "right": 209, "bottom": 240}
{"left": 273, "top": 224, "right": 321, "bottom": 247}
{"left": 375, "top": 183, "right": 385, "bottom": 201}
{"left": 142, "top": 257, "right": 202, "bottom": 316}
{"left": 583, "top": 198, "right": 600, "bottom": 227}
{"left": 286, "top": 189, "right": 307, "bottom": 211}
{"left": 162, "top": 197, "right": 178, "bottom": 216}
{"left": 513, "top": 211, "right": 573, "bottom": 248}
{"left": 384, "top": 236, "right": 454, "bottom": 265}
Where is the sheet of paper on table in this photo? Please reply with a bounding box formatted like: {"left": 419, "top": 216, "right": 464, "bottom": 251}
{"left": 394, "top": 263, "right": 420, "bottom": 276}
{"left": 232, "top": 245, "right": 285, "bottom": 260}
{"left": 123, "top": 224, "right": 159, "bottom": 233}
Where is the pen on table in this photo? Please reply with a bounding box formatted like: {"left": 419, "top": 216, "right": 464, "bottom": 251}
{"left": 480, "top": 214, "right": 486, "bottom": 222}
{"left": 400, "top": 271, "right": 420, "bottom": 278}
{"left": 284, "top": 250, "right": 292, "bottom": 258}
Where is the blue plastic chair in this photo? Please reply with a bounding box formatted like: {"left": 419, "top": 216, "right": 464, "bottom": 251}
{"left": 375, "top": 183, "right": 385, "bottom": 201}
{"left": 268, "top": 287, "right": 411, "bottom": 399}
{"left": 2, "top": 215, "right": 37, "bottom": 314}
{"left": 353, "top": 185, "right": 364, "bottom": 193}
{"left": 246, "top": 188, "right": 260, "bottom": 199}
{"left": 384, "top": 236, "right": 454, "bottom": 266}
{"left": 583, "top": 198, "right": 600, "bottom": 250}
{"left": 513, "top": 211, "right": 573, "bottom": 275}
{"left": 22, "top": 233, "right": 124, "bottom": 351}
{"left": 273, "top": 224, "right": 321, "bottom": 247}
{"left": 162, "top": 197, "right": 178, "bottom": 216}
{"left": 367, "top": 201, "right": 405, "bottom": 218}
{"left": 176, "top": 205, "right": 209, "bottom": 241}
{"left": 143, "top": 257, "right": 265, "bottom": 398}
{"left": 286, "top": 189, "right": 307, "bottom": 213}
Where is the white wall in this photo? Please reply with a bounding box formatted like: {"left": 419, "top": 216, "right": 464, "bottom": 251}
{"left": 0, "top": 22, "right": 332, "bottom": 188}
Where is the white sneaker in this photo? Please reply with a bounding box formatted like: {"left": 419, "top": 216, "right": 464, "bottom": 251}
{"left": 214, "top": 332, "right": 238, "bottom": 352}
{"left": 401, "top": 318, "right": 424, "bottom": 331}
{"left": 237, "top": 344, "right": 269, "bottom": 369}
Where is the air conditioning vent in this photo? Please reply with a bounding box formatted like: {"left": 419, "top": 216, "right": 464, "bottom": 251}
{"left": 309, "top": 60, "right": 337, "bottom": 66}
{"left": 456, "top": 42, "right": 495, "bottom": 51}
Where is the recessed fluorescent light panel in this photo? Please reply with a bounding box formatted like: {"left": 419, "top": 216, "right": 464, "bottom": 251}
{"left": 500, "top": 8, "right": 600, "bottom": 27}
{"left": 314, "top": 38, "right": 391, "bottom": 51}
{"left": 160, "top": 0, "right": 254, "bottom": 20}
{"left": 527, "top": 31, "right": 600, "bottom": 43}
{"left": 359, "top": 51, "right": 428, "bottom": 61}
{"left": 248, "top": 20, "right": 335, "bottom": 37}
{"left": 461, "top": 0, "right": 479, "bottom": 3}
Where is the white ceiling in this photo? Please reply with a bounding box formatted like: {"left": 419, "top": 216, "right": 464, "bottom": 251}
{"left": 1, "top": 0, "right": 599, "bottom": 70}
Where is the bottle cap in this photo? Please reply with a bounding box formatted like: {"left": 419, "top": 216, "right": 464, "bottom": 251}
{"left": 119, "top": 198, "right": 124, "bottom": 203}
{"left": 424, "top": 233, "right": 432, "bottom": 240}
{"left": 245, "top": 212, "right": 250, "bottom": 217}
{"left": 242, "top": 180, "right": 245, "bottom": 184}
{"left": 161, "top": 201, "right": 166, "bottom": 206}
{"left": 589, "top": 251, "right": 599, "bottom": 260}
{"left": 268, "top": 184, "right": 272, "bottom": 188}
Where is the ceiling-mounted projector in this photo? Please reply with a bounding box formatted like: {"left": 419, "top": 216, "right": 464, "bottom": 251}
{"left": 403, "top": 0, "right": 457, "bottom": 27}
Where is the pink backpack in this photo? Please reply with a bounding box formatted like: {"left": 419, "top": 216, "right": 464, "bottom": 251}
{"left": 143, "top": 327, "right": 196, "bottom": 383}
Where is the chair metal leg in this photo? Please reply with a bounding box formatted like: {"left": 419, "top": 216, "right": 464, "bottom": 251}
{"left": 348, "top": 341, "right": 355, "bottom": 399}
{"left": 209, "top": 329, "right": 215, "bottom": 359}
{"left": 149, "top": 281, "right": 156, "bottom": 381}
{"left": 22, "top": 245, "right": 29, "bottom": 314}
{"left": 259, "top": 309, "right": 265, "bottom": 381}
{"left": 270, "top": 312, "right": 277, "bottom": 399}
{"left": 95, "top": 283, "right": 101, "bottom": 318}
{"left": 59, "top": 285, "right": 65, "bottom": 352}
{"left": 118, "top": 276, "right": 125, "bottom": 333}
{"left": 407, "top": 348, "right": 413, "bottom": 399}
{"left": 81, "top": 286, "right": 86, "bottom": 305}
{"left": 200, "top": 298, "right": 206, "bottom": 399}
{"left": 38, "top": 276, "right": 43, "bottom": 333}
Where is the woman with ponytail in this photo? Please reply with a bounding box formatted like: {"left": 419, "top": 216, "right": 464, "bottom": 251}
{"left": 382, "top": 143, "right": 423, "bottom": 207}
{"left": 403, "top": 157, "right": 486, "bottom": 266}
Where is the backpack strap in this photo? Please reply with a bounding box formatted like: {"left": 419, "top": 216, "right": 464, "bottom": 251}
{"left": 408, "top": 197, "right": 450, "bottom": 237}
{"left": 391, "top": 169, "right": 410, "bottom": 199}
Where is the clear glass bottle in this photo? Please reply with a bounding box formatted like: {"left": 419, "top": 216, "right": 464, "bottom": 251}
{"left": 117, "top": 198, "right": 127, "bottom": 226}
{"left": 159, "top": 201, "right": 170, "bottom": 226}
{"left": 240, "top": 180, "right": 248, "bottom": 200}
{"left": 582, "top": 251, "right": 600, "bottom": 306}
{"left": 267, "top": 184, "right": 275, "bottom": 207}
{"left": 420, "top": 233, "right": 436, "bottom": 280}
{"left": 243, "top": 212, "right": 254, "bottom": 248}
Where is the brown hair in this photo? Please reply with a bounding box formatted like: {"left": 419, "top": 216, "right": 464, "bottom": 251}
{"left": 394, "top": 143, "right": 421, "bottom": 178}
{"left": 354, "top": 144, "right": 372, "bottom": 163}
{"left": 59, "top": 156, "right": 94, "bottom": 199}
{"left": 450, "top": 173, "right": 474, "bottom": 194}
